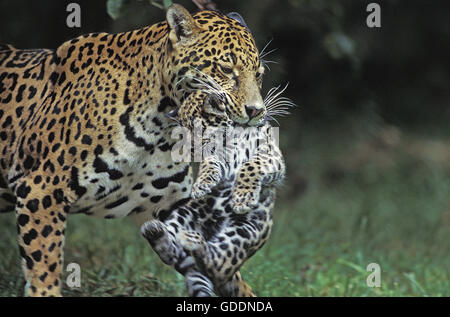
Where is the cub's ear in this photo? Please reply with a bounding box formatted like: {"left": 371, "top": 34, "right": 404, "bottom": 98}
{"left": 166, "top": 4, "right": 198, "bottom": 46}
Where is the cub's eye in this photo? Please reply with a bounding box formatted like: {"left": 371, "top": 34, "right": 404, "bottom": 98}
{"left": 220, "top": 65, "right": 233, "bottom": 75}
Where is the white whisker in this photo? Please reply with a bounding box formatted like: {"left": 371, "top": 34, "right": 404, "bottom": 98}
{"left": 264, "top": 85, "right": 282, "bottom": 104}
{"left": 267, "top": 99, "right": 296, "bottom": 111}
{"left": 264, "top": 84, "right": 287, "bottom": 107}
{"left": 263, "top": 83, "right": 296, "bottom": 123}
{"left": 186, "top": 67, "right": 229, "bottom": 103}
{"left": 259, "top": 38, "right": 273, "bottom": 59}
{"left": 266, "top": 115, "right": 280, "bottom": 126}
{"left": 260, "top": 48, "right": 278, "bottom": 60}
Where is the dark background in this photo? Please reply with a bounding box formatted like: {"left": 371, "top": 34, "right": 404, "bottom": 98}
{"left": 1, "top": 0, "right": 450, "bottom": 296}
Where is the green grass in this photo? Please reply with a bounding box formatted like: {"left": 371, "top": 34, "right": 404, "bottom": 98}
{"left": 1, "top": 117, "right": 450, "bottom": 296}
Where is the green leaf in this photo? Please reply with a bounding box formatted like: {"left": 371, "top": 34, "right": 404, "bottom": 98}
{"left": 163, "top": 0, "right": 173, "bottom": 11}
{"left": 337, "top": 258, "right": 367, "bottom": 275}
{"left": 149, "top": 0, "right": 172, "bottom": 11}
{"left": 404, "top": 273, "right": 428, "bottom": 296}
{"left": 107, "top": 0, "right": 127, "bottom": 20}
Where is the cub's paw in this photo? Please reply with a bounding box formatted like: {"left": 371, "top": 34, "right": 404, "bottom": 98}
{"left": 191, "top": 182, "right": 214, "bottom": 199}
{"left": 141, "top": 220, "right": 165, "bottom": 242}
{"left": 180, "top": 231, "right": 206, "bottom": 254}
{"left": 231, "top": 187, "right": 261, "bottom": 214}
{"left": 260, "top": 188, "right": 276, "bottom": 207}
{"left": 141, "top": 220, "right": 178, "bottom": 265}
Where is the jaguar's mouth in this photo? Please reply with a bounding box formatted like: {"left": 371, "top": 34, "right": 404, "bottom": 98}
{"left": 230, "top": 113, "right": 266, "bottom": 128}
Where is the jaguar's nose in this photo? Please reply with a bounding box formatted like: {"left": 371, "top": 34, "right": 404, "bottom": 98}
{"left": 245, "top": 105, "right": 264, "bottom": 120}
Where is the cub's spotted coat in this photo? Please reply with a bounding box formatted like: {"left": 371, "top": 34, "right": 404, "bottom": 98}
{"left": 142, "top": 123, "right": 285, "bottom": 296}
{"left": 0, "top": 5, "right": 273, "bottom": 296}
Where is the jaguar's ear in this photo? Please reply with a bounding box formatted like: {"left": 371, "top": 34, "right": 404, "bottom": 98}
{"left": 226, "top": 12, "right": 249, "bottom": 30}
{"left": 166, "top": 4, "right": 198, "bottom": 47}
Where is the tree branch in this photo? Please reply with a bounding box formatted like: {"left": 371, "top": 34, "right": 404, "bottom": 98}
{"left": 192, "top": 0, "right": 218, "bottom": 11}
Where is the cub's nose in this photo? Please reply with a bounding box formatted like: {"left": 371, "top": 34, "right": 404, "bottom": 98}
{"left": 245, "top": 105, "right": 264, "bottom": 120}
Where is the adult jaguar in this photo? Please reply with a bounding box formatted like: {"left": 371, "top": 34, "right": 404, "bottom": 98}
{"left": 0, "top": 4, "right": 273, "bottom": 296}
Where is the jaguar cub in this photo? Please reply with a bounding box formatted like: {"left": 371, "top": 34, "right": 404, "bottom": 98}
{"left": 141, "top": 122, "right": 285, "bottom": 296}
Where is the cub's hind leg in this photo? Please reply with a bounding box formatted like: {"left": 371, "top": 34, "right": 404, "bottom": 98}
{"left": 184, "top": 270, "right": 214, "bottom": 297}
{"left": 179, "top": 231, "right": 255, "bottom": 297}
{"left": 15, "top": 176, "right": 70, "bottom": 297}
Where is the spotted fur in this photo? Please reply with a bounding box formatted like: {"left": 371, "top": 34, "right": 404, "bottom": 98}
{"left": 0, "top": 4, "right": 273, "bottom": 296}
{"left": 141, "top": 123, "right": 285, "bottom": 296}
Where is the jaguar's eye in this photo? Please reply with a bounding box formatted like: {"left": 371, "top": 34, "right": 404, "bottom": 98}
{"left": 220, "top": 65, "right": 233, "bottom": 75}
{"left": 256, "top": 71, "right": 263, "bottom": 86}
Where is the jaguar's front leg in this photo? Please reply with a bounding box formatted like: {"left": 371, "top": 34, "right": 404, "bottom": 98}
{"left": 15, "top": 176, "right": 70, "bottom": 297}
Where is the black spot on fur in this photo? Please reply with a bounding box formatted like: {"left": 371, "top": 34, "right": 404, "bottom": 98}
{"left": 105, "top": 196, "right": 128, "bottom": 209}
{"left": 93, "top": 157, "right": 123, "bottom": 180}
{"left": 31, "top": 250, "right": 42, "bottom": 262}
{"left": 151, "top": 166, "right": 189, "bottom": 189}
{"left": 26, "top": 199, "right": 39, "bottom": 213}
{"left": 42, "top": 195, "right": 52, "bottom": 209}
{"left": 150, "top": 195, "right": 163, "bottom": 203}
{"left": 16, "top": 182, "right": 31, "bottom": 199}
{"left": 41, "top": 225, "right": 53, "bottom": 238}
{"left": 81, "top": 135, "right": 92, "bottom": 145}
{"left": 69, "top": 167, "right": 87, "bottom": 197}
{"left": 17, "top": 214, "right": 30, "bottom": 226}
{"left": 49, "top": 262, "right": 57, "bottom": 272}
{"left": 23, "top": 228, "right": 38, "bottom": 245}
